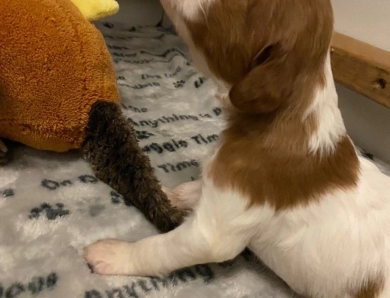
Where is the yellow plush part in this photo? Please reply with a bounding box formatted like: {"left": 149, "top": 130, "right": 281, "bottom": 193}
{"left": 71, "top": 0, "right": 119, "bottom": 21}
{"left": 0, "top": 0, "right": 120, "bottom": 152}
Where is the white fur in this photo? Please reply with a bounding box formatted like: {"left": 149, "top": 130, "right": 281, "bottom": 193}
{"left": 84, "top": 146, "right": 390, "bottom": 297}
{"left": 160, "top": 0, "right": 216, "bottom": 21}
{"left": 162, "top": 180, "right": 201, "bottom": 209}
{"left": 250, "top": 157, "right": 390, "bottom": 297}
{"left": 304, "top": 53, "right": 346, "bottom": 155}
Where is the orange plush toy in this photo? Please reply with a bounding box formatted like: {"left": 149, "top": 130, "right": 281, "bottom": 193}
{"left": 0, "top": 0, "right": 119, "bottom": 152}
{"left": 0, "top": 0, "right": 185, "bottom": 232}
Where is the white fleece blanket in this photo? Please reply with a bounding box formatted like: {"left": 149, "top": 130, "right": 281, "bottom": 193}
{"left": 0, "top": 23, "right": 389, "bottom": 298}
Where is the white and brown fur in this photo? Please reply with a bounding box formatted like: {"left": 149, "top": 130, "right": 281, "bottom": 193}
{"left": 84, "top": 1, "right": 390, "bottom": 297}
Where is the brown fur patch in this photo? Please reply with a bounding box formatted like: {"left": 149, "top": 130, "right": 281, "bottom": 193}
{"left": 210, "top": 125, "right": 359, "bottom": 210}
{"left": 179, "top": 0, "right": 360, "bottom": 209}
{"left": 352, "top": 277, "right": 384, "bottom": 298}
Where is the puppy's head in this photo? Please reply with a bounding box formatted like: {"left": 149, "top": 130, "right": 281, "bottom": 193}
{"left": 161, "top": 0, "right": 334, "bottom": 114}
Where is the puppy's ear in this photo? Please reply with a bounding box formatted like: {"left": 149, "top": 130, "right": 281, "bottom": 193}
{"left": 229, "top": 44, "right": 297, "bottom": 114}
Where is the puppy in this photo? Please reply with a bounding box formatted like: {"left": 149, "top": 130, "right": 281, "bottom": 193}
{"left": 84, "top": 1, "right": 390, "bottom": 297}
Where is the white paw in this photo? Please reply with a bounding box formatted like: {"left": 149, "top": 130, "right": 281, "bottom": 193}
{"left": 83, "top": 239, "right": 133, "bottom": 276}
{"left": 162, "top": 183, "right": 200, "bottom": 210}
{"left": 162, "top": 186, "right": 188, "bottom": 209}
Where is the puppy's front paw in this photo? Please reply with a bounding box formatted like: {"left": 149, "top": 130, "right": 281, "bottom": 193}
{"left": 83, "top": 239, "right": 133, "bottom": 276}
{"left": 162, "top": 184, "right": 199, "bottom": 210}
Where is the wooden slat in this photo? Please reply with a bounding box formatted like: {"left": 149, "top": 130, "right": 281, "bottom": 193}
{"left": 330, "top": 32, "right": 390, "bottom": 109}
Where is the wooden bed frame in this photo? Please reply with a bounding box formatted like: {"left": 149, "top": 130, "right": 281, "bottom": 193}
{"left": 331, "top": 32, "right": 390, "bottom": 109}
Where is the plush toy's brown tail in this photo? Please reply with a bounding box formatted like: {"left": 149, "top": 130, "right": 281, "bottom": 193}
{"left": 82, "top": 101, "right": 187, "bottom": 233}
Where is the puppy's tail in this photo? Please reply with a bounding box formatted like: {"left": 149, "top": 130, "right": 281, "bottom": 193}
{"left": 82, "top": 100, "right": 187, "bottom": 233}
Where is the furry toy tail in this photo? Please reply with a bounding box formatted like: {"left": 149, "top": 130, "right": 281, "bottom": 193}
{"left": 82, "top": 101, "right": 187, "bottom": 233}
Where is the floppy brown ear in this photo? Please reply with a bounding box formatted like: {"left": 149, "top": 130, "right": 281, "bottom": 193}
{"left": 229, "top": 46, "right": 297, "bottom": 114}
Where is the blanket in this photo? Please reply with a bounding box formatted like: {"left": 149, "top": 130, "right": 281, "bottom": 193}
{"left": 0, "top": 22, "right": 389, "bottom": 298}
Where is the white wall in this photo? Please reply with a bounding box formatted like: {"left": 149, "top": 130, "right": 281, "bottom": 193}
{"left": 331, "top": 0, "right": 390, "bottom": 51}
{"left": 103, "top": 0, "right": 390, "bottom": 163}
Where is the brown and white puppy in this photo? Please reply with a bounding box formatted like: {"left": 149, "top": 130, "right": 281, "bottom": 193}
{"left": 84, "top": 1, "right": 390, "bottom": 297}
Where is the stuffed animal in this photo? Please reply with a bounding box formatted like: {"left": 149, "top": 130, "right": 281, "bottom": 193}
{"left": 0, "top": 0, "right": 186, "bottom": 232}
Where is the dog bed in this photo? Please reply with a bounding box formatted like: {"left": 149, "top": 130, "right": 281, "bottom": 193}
{"left": 0, "top": 22, "right": 389, "bottom": 298}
